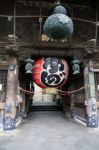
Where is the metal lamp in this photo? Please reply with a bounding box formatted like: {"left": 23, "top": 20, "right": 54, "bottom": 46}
{"left": 25, "top": 58, "right": 34, "bottom": 74}
{"left": 71, "top": 60, "right": 80, "bottom": 75}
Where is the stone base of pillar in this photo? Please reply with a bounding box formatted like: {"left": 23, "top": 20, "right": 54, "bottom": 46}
{"left": 3, "top": 117, "right": 16, "bottom": 130}
{"left": 86, "top": 115, "right": 98, "bottom": 128}
{"left": 86, "top": 98, "right": 98, "bottom": 128}
{"left": 20, "top": 111, "right": 27, "bottom": 119}
{"left": 71, "top": 110, "right": 76, "bottom": 118}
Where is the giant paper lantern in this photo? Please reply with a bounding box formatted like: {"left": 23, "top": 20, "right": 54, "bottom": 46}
{"left": 43, "top": 5, "right": 73, "bottom": 40}
{"left": 32, "top": 57, "right": 69, "bottom": 88}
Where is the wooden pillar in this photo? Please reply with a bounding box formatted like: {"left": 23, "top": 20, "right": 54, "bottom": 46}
{"left": 70, "top": 82, "right": 75, "bottom": 118}
{"left": 84, "top": 64, "right": 98, "bottom": 128}
{"left": 3, "top": 56, "right": 18, "bottom": 130}
{"left": 0, "top": 91, "right": 5, "bottom": 129}
{"left": 20, "top": 93, "right": 26, "bottom": 118}
{"left": 20, "top": 82, "right": 27, "bottom": 118}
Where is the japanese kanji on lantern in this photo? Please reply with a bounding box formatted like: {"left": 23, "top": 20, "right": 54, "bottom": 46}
{"left": 32, "top": 57, "right": 69, "bottom": 88}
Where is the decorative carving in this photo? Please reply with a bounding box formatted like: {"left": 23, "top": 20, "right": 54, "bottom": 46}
{"left": 86, "top": 98, "right": 98, "bottom": 127}
{"left": 5, "top": 34, "right": 19, "bottom": 55}
{"left": 9, "top": 64, "right": 17, "bottom": 71}
{"left": 7, "top": 35, "right": 18, "bottom": 44}
{"left": 87, "top": 114, "right": 98, "bottom": 127}
{"left": 92, "top": 104, "right": 97, "bottom": 111}
{"left": 3, "top": 117, "right": 16, "bottom": 130}
{"left": 20, "top": 111, "right": 27, "bottom": 119}
{"left": 5, "top": 105, "right": 14, "bottom": 113}
{"left": 85, "top": 39, "right": 97, "bottom": 57}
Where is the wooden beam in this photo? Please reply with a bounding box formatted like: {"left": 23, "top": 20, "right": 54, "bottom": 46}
{"left": 0, "top": 64, "right": 8, "bottom": 70}
{"left": 0, "top": 47, "right": 84, "bottom": 60}
{"left": 84, "top": 64, "right": 98, "bottom": 128}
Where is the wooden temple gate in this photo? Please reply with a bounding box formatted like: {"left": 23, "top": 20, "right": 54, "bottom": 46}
{"left": 0, "top": 0, "right": 99, "bottom": 130}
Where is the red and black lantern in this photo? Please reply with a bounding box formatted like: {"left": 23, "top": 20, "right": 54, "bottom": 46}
{"left": 32, "top": 57, "right": 69, "bottom": 88}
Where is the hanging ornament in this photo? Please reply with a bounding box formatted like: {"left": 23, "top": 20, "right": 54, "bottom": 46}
{"left": 32, "top": 57, "right": 69, "bottom": 88}
{"left": 25, "top": 58, "right": 34, "bottom": 74}
{"left": 53, "top": 5, "right": 67, "bottom": 15}
{"left": 43, "top": 3, "right": 73, "bottom": 40}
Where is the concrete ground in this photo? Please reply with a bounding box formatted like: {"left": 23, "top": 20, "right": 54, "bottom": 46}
{"left": 0, "top": 111, "right": 99, "bottom": 150}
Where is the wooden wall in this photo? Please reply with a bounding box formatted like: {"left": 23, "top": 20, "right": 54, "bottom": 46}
{"left": 0, "top": 0, "right": 98, "bottom": 46}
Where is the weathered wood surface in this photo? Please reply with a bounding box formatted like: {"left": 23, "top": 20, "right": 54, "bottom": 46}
{"left": 84, "top": 64, "right": 98, "bottom": 127}
{"left": 3, "top": 56, "right": 18, "bottom": 130}
{"left": 0, "top": 40, "right": 98, "bottom": 60}
{"left": 70, "top": 82, "right": 76, "bottom": 118}
{"left": 0, "top": 41, "right": 85, "bottom": 60}
{"left": 0, "top": 102, "right": 5, "bottom": 109}
{"left": 19, "top": 82, "right": 27, "bottom": 118}
{"left": 0, "top": 90, "right": 5, "bottom": 127}
{"left": 96, "top": 102, "right": 99, "bottom": 108}
{"left": 0, "top": 41, "right": 86, "bottom": 49}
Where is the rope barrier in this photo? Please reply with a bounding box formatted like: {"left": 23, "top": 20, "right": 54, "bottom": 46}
{"left": 19, "top": 86, "right": 85, "bottom": 96}
{"left": 19, "top": 87, "right": 43, "bottom": 95}
{"left": 57, "top": 87, "right": 84, "bottom": 94}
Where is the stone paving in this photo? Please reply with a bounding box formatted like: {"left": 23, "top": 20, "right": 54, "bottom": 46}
{"left": 0, "top": 111, "right": 99, "bottom": 150}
